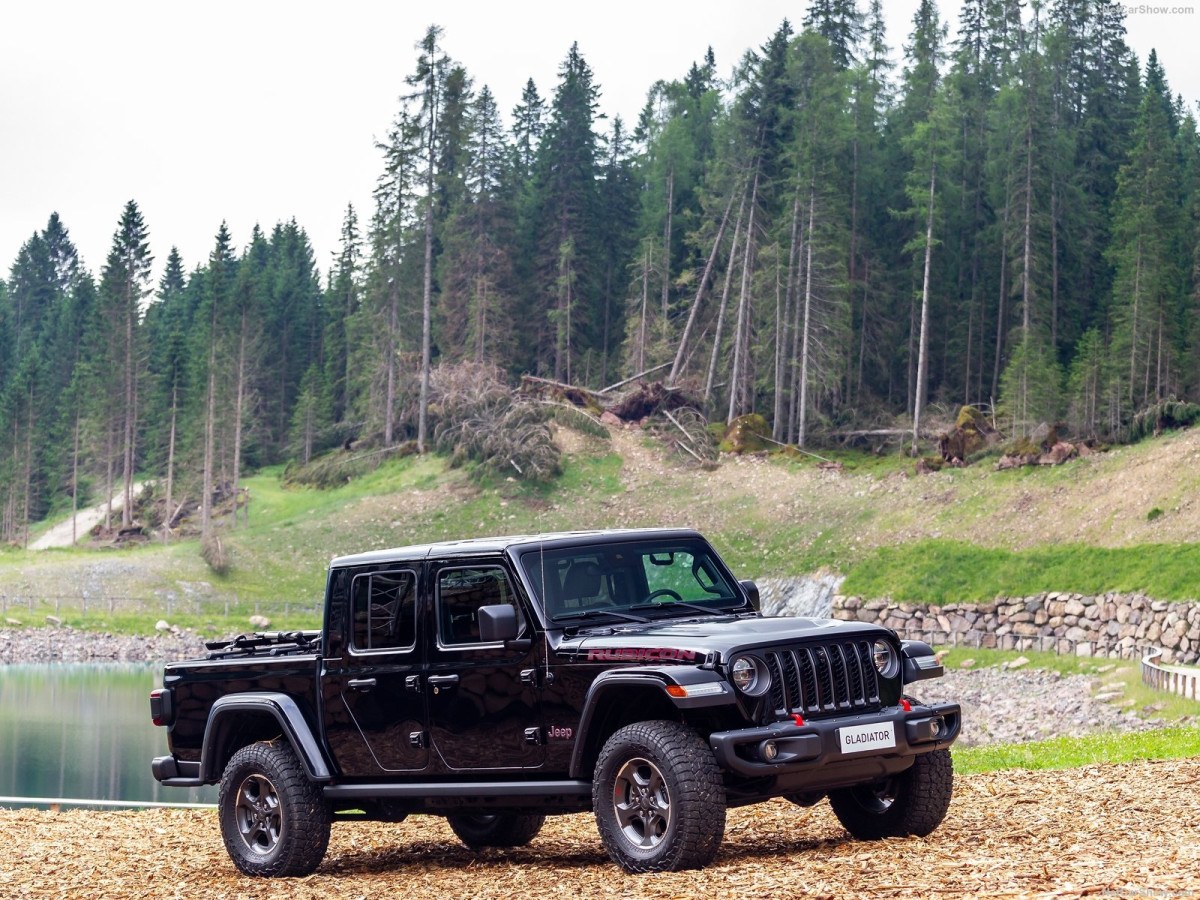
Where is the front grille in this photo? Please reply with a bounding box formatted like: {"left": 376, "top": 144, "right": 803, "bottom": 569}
{"left": 761, "top": 640, "right": 881, "bottom": 721}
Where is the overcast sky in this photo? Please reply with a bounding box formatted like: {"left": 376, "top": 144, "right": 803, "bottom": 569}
{"left": 3, "top": 0, "right": 1197, "bottom": 286}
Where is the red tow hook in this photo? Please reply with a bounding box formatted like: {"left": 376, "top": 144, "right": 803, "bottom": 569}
{"left": 900, "top": 698, "right": 911, "bottom": 712}
{"left": 792, "top": 713, "right": 805, "bottom": 726}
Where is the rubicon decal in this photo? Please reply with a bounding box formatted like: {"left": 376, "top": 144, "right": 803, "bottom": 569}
{"left": 586, "top": 647, "right": 698, "bottom": 662}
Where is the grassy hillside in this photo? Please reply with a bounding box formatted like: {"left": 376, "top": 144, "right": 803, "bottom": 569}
{"left": 4, "top": 422, "right": 1200, "bottom": 635}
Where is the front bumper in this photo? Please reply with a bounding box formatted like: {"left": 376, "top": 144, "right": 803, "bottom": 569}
{"left": 709, "top": 701, "right": 961, "bottom": 778}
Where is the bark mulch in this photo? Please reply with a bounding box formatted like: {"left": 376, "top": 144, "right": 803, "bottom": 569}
{"left": 2, "top": 757, "right": 1197, "bottom": 900}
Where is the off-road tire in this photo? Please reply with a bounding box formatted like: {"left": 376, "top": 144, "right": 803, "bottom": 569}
{"left": 828, "top": 748, "right": 953, "bottom": 840}
{"left": 218, "top": 741, "right": 331, "bottom": 877}
{"left": 593, "top": 720, "right": 726, "bottom": 873}
{"left": 446, "top": 812, "right": 546, "bottom": 848}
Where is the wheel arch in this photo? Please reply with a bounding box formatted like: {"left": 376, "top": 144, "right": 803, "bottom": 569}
{"left": 569, "top": 672, "right": 702, "bottom": 779}
{"left": 201, "top": 692, "right": 332, "bottom": 784}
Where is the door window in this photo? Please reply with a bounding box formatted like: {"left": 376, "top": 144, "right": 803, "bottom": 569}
{"left": 437, "top": 566, "right": 521, "bottom": 646}
{"left": 350, "top": 570, "right": 417, "bottom": 652}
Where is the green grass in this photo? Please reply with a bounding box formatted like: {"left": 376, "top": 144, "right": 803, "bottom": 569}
{"left": 842, "top": 539, "right": 1200, "bottom": 604}
{"left": 955, "top": 726, "right": 1200, "bottom": 774}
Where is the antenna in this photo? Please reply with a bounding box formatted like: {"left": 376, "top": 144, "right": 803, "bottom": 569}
{"left": 540, "top": 540, "right": 554, "bottom": 684}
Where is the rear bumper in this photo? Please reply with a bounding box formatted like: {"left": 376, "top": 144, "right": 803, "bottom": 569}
{"left": 151, "top": 756, "right": 204, "bottom": 788}
{"left": 709, "top": 701, "right": 961, "bottom": 778}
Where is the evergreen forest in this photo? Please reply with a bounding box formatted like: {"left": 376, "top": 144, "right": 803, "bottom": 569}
{"left": 3, "top": 0, "right": 1200, "bottom": 546}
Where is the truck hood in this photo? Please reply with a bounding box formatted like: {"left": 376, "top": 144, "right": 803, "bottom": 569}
{"left": 559, "top": 614, "right": 889, "bottom": 662}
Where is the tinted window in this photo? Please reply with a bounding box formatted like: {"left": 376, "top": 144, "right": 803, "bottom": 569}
{"left": 520, "top": 539, "right": 740, "bottom": 619}
{"left": 351, "top": 570, "right": 417, "bottom": 652}
{"left": 437, "top": 567, "right": 519, "bottom": 645}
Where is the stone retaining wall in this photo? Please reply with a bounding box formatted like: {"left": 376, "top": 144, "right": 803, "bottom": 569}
{"left": 832, "top": 592, "right": 1200, "bottom": 665}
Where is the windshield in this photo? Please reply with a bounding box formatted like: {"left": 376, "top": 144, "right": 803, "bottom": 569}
{"left": 518, "top": 538, "right": 743, "bottom": 622}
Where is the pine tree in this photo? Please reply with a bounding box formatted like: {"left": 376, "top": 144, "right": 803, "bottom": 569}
{"left": 1107, "top": 51, "right": 1185, "bottom": 414}
{"left": 804, "top": 0, "right": 865, "bottom": 69}
{"left": 438, "top": 84, "right": 517, "bottom": 369}
{"left": 363, "top": 107, "right": 421, "bottom": 445}
{"left": 895, "top": 0, "right": 949, "bottom": 453}
{"left": 325, "top": 204, "right": 361, "bottom": 424}
{"left": 785, "top": 28, "right": 853, "bottom": 447}
{"left": 142, "top": 247, "right": 190, "bottom": 539}
{"left": 532, "top": 42, "right": 603, "bottom": 382}
{"left": 405, "top": 24, "right": 452, "bottom": 453}
{"left": 196, "top": 224, "right": 237, "bottom": 537}
{"left": 97, "top": 200, "right": 152, "bottom": 528}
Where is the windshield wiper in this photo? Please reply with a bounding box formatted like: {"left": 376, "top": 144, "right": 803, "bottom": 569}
{"left": 628, "top": 600, "right": 733, "bottom": 617}
{"left": 552, "top": 609, "right": 650, "bottom": 625}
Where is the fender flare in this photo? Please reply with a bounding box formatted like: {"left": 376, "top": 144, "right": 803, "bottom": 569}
{"left": 568, "top": 667, "right": 732, "bottom": 777}
{"left": 200, "top": 692, "right": 332, "bottom": 783}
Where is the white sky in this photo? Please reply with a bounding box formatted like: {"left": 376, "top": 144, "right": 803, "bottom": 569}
{"left": 2, "top": 0, "right": 1197, "bottom": 286}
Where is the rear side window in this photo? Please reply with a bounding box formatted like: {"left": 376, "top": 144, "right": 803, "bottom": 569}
{"left": 438, "top": 567, "right": 520, "bottom": 646}
{"left": 351, "top": 570, "right": 418, "bottom": 652}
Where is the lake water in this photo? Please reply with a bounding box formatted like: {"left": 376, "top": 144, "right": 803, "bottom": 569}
{"left": 0, "top": 664, "right": 215, "bottom": 807}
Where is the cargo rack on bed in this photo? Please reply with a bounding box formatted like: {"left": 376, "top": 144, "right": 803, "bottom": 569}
{"left": 204, "top": 630, "right": 321, "bottom": 659}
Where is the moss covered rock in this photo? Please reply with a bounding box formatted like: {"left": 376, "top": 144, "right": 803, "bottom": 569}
{"left": 720, "top": 414, "right": 771, "bottom": 454}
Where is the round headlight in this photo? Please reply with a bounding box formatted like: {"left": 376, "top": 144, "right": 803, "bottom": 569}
{"left": 730, "top": 656, "right": 771, "bottom": 696}
{"left": 873, "top": 639, "right": 898, "bottom": 677}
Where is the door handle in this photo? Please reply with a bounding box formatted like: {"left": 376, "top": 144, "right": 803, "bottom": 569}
{"left": 424, "top": 672, "right": 456, "bottom": 696}
{"left": 348, "top": 678, "right": 377, "bottom": 691}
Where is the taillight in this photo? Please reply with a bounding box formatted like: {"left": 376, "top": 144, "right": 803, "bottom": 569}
{"left": 150, "top": 688, "right": 174, "bottom": 727}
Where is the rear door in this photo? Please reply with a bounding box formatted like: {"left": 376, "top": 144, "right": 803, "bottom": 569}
{"left": 324, "top": 566, "right": 430, "bottom": 774}
{"left": 425, "top": 560, "right": 545, "bottom": 771}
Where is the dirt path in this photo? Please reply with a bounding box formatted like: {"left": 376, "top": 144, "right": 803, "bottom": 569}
{"left": 28, "top": 483, "right": 145, "bottom": 550}
{"left": 2, "top": 757, "right": 1197, "bottom": 899}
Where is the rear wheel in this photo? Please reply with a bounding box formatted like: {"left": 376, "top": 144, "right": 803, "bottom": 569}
{"left": 828, "top": 748, "right": 953, "bottom": 840}
{"left": 446, "top": 812, "right": 546, "bottom": 848}
{"left": 218, "top": 741, "right": 331, "bottom": 877}
{"left": 593, "top": 720, "right": 725, "bottom": 873}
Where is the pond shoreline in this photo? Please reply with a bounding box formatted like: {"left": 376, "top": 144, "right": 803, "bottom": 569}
{"left": 0, "top": 626, "right": 210, "bottom": 665}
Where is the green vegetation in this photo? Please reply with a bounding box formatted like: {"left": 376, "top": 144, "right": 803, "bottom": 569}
{"left": 955, "top": 727, "right": 1200, "bottom": 775}
{"left": 843, "top": 540, "right": 1200, "bottom": 605}
{"left": 4, "top": 4, "right": 1199, "bottom": 552}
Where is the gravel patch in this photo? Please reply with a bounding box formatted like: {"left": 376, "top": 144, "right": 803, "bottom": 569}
{"left": 914, "top": 664, "right": 1166, "bottom": 747}
{"left": 0, "top": 626, "right": 209, "bottom": 665}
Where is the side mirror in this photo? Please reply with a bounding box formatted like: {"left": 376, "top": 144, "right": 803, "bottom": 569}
{"left": 478, "top": 604, "right": 520, "bottom": 643}
{"left": 739, "top": 579, "right": 761, "bottom": 611}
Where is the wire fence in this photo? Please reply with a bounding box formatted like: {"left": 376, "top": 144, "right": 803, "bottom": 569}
{"left": 0, "top": 592, "right": 323, "bottom": 625}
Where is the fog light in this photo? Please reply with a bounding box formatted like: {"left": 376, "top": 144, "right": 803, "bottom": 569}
{"left": 761, "top": 740, "right": 779, "bottom": 762}
{"left": 930, "top": 717, "right": 943, "bottom": 738}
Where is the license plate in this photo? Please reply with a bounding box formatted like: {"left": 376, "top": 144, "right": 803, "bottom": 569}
{"left": 838, "top": 722, "right": 896, "bottom": 754}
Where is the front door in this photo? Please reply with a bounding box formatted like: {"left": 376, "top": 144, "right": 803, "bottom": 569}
{"left": 425, "top": 561, "right": 544, "bottom": 771}
{"left": 325, "top": 567, "right": 429, "bottom": 775}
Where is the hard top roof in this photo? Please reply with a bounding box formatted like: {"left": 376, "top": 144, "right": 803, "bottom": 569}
{"left": 328, "top": 527, "right": 706, "bottom": 569}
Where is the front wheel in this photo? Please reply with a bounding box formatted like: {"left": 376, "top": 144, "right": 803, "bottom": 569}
{"left": 828, "top": 748, "right": 953, "bottom": 840}
{"left": 218, "top": 741, "right": 331, "bottom": 877}
{"left": 593, "top": 720, "right": 726, "bottom": 873}
{"left": 446, "top": 812, "right": 545, "bottom": 848}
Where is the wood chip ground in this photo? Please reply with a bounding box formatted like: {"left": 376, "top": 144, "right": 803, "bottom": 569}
{"left": 2, "top": 758, "right": 1197, "bottom": 899}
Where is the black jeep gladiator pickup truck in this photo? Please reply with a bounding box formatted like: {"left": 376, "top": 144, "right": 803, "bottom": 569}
{"left": 151, "top": 528, "right": 960, "bottom": 875}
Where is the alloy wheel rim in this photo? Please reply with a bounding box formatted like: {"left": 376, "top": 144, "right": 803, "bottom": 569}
{"left": 235, "top": 773, "right": 283, "bottom": 855}
{"left": 612, "top": 757, "right": 673, "bottom": 850}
